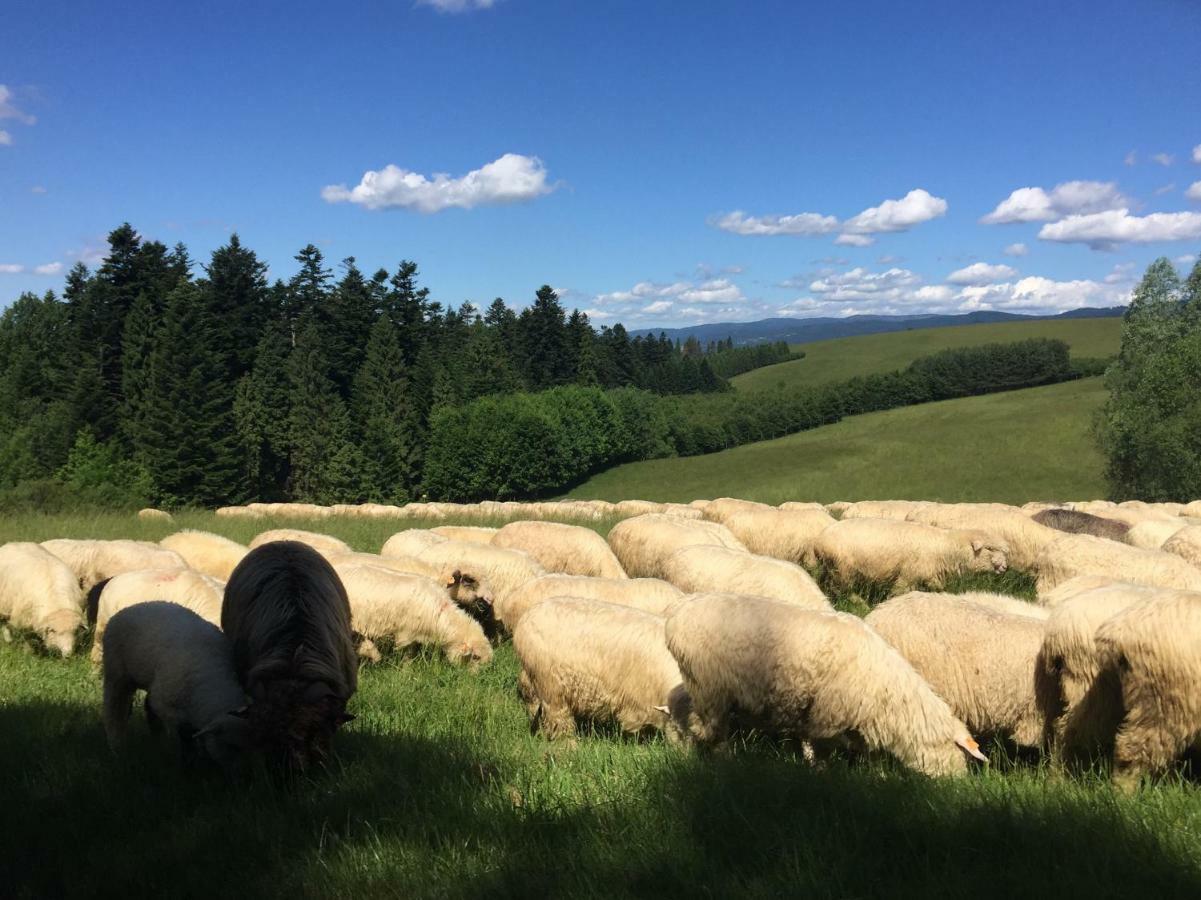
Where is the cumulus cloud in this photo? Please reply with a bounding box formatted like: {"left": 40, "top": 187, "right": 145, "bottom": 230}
{"left": 808, "top": 267, "right": 922, "bottom": 303}
{"left": 34, "top": 262, "right": 62, "bottom": 276}
{"left": 1194, "top": 145, "right": 1201, "bottom": 164}
{"left": 0, "top": 85, "right": 35, "bottom": 125}
{"left": 834, "top": 233, "right": 874, "bottom": 247}
{"left": 1186, "top": 181, "right": 1201, "bottom": 202}
{"left": 0, "top": 264, "right": 24, "bottom": 274}
{"left": 1104, "top": 262, "right": 1136, "bottom": 284}
{"left": 1155, "top": 183, "right": 1176, "bottom": 196}
{"left": 945, "top": 262, "right": 1019, "bottom": 285}
{"left": 1153, "top": 152, "right": 1175, "bottom": 167}
{"left": 416, "top": 0, "right": 496, "bottom": 11}
{"left": 588, "top": 274, "right": 763, "bottom": 324}
{"left": 1178, "top": 254, "right": 1197, "bottom": 266}
{"left": 1003, "top": 242, "right": 1029, "bottom": 257}
{"left": 841, "top": 188, "right": 948, "bottom": 235}
{"left": 958, "top": 277, "right": 1128, "bottom": 312}
{"left": 981, "top": 180, "right": 1129, "bottom": 225}
{"left": 321, "top": 153, "right": 554, "bottom": 212}
{"left": 711, "top": 210, "right": 838, "bottom": 236}
{"left": 1038, "top": 208, "right": 1201, "bottom": 249}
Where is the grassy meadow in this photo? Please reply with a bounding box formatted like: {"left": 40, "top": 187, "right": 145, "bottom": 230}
{"left": 732, "top": 316, "right": 1123, "bottom": 393}
{"left": 4, "top": 511, "right": 1201, "bottom": 897}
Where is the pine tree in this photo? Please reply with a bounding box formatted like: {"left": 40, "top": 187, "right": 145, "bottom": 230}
{"left": 284, "top": 244, "right": 332, "bottom": 342}
{"left": 321, "top": 257, "right": 378, "bottom": 398}
{"left": 204, "top": 234, "right": 270, "bottom": 378}
{"left": 519, "top": 285, "right": 571, "bottom": 389}
{"left": 351, "top": 315, "right": 418, "bottom": 501}
{"left": 388, "top": 260, "right": 431, "bottom": 366}
{"left": 234, "top": 322, "right": 293, "bottom": 499}
{"left": 118, "top": 291, "right": 157, "bottom": 452}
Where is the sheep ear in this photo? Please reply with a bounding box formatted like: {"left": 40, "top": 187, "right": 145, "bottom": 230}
{"left": 970, "top": 539, "right": 984, "bottom": 553}
{"left": 652, "top": 705, "right": 670, "bottom": 716}
{"left": 445, "top": 569, "right": 461, "bottom": 587}
{"left": 957, "top": 736, "right": 988, "bottom": 763}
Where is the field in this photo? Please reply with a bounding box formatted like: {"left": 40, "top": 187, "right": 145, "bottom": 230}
{"left": 4, "top": 510, "right": 1201, "bottom": 898}
{"left": 569, "top": 376, "right": 1109, "bottom": 505}
{"left": 732, "top": 317, "right": 1123, "bottom": 393}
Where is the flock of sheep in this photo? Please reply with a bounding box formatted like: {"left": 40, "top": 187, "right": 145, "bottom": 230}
{"left": 5, "top": 493, "right": 1201, "bottom": 786}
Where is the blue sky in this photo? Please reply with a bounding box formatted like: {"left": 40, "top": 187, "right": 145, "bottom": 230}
{"left": 2, "top": 0, "right": 1200, "bottom": 326}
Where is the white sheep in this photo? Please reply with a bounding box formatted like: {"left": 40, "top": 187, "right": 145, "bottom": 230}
{"left": 841, "top": 500, "right": 932, "bottom": 521}
{"left": 89, "top": 568, "right": 225, "bottom": 666}
{"left": 1162, "top": 525, "right": 1201, "bottom": 569}
{"left": 513, "top": 596, "right": 694, "bottom": 743}
{"left": 492, "top": 520, "right": 627, "bottom": 579}
{"left": 137, "top": 508, "right": 173, "bottom": 522}
{"left": 809, "top": 518, "right": 1009, "bottom": 592}
{"left": 498, "top": 574, "right": 684, "bottom": 632}
{"left": 430, "top": 525, "right": 499, "bottom": 545}
{"left": 1183, "top": 501, "right": 1201, "bottom": 518}
{"left": 101, "top": 601, "right": 251, "bottom": 766}
{"left": 721, "top": 506, "right": 835, "bottom": 564}
{"left": 701, "top": 497, "right": 774, "bottom": 525}
{"left": 866, "top": 591, "right": 1048, "bottom": 751}
{"left": 665, "top": 593, "right": 988, "bottom": 775}
{"left": 380, "top": 529, "right": 448, "bottom": 559}
{"left": 778, "top": 501, "right": 828, "bottom": 513}
{"left": 1122, "top": 519, "right": 1188, "bottom": 551}
{"left": 1037, "top": 574, "right": 1147, "bottom": 607}
{"left": 613, "top": 499, "right": 666, "bottom": 517}
{"left": 414, "top": 540, "right": 546, "bottom": 605}
{"left": 951, "top": 591, "right": 1048, "bottom": 619}
{"left": 331, "top": 563, "right": 492, "bottom": 667}
{"left": 607, "top": 513, "right": 748, "bottom": 580}
{"left": 661, "top": 545, "right": 830, "bottom": 610}
{"left": 325, "top": 550, "right": 442, "bottom": 581}
{"left": 41, "top": 539, "right": 187, "bottom": 593}
{"left": 0, "top": 541, "right": 84, "bottom": 656}
{"left": 907, "top": 503, "right": 1059, "bottom": 571}
{"left": 1033, "top": 534, "right": 1201, "bottom": 594}
{"left": 247, "top": 528, "right": 351, "bottom": 555}
{"left": 160, "top": 530, "right": 249, "bottom": 581}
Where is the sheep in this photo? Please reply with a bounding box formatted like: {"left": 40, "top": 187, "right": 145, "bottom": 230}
{"left": 613, "top": 499, "right": 665, "bottom": 518}
{"left": 866, "top": 591, "right": 1049, "bottom": 751}
{"left": 221, "top": 541, "right": 357, "bottom": 770}
{"left": 330, "top": 563, "right": 492, "bottom": 667}
{"left": 952, "top": 591, "right": 1049, "bottom": 620}
{"left": 88, "top": 568, "right": 225, "bottom": 666}
{"left": 1183, "top": 500, "right": 1201, "bottom": 519}
{"left": 665, "top": 593, "right": 988, "bottom": 776}
{"left": 1162, "top": 525, "right": 1201, "bottom": 569}
{"left": 0, "top": 542, "right": 84, "bottom": 657}
{"left": 606, "top": 514, "right": 748, "bottom": 580}
{"left": 497, "top": 574, "right": 684, "bottom": 633}
{"left": 1094, "top": 589, "right": 1201, "bottom": 787}
{"left": 660, "top": 503, "right": 704, "bottom": 520}
{"left": 1123, "top": 519, "right": 1188, "bottom": 551}
{"left": 41, "top": 539, "right": 187, "bottom": 593}
{"left": 513, "top": 597, "right": 694, "bottom": 744}
{"left": 907, "top": 503, "right": 1059, "bottom": 571}
{"left": 247, "top": 529, "right": 351, "bottom": 556}
{"left": 492, "top": 520, "right": 627, "bottom": 579}
{"left": 721, "top": 507, "right": 835, "bottom": 565}
{"left": 1033, "top": 534, "right": 1201, "bottom": 594}
{"left": 101, "top": 602, "right": 252, "bottom": 767}
{"left": 1087, "top": 506, "right": 1181, "bottom": 528}
{"left": 1037, "top": 574, "right": 1148, "bottom": 607}
{"left": 825, "top": 501, "right": 853, "bottom": 517}
{"left": 701, "top": 497, "right": 774, "bottom": 525}
{"left": 661, "top": 545, "right": 830, "bottom": 610}
{"left": 160, "top": 530, "right": 249, "bottom": 582}
{"left": 430, "top": 526, "right": 499, "bottom": 545}
{"left": 137, "top": 508, "right": 172, "bottom": 522}
{"left": 779, "top": 501, "right": 827, "bottom": 513}
{"left": 809, "top": 518, "right": 1009, "bottom": 593}
{"left": 381, "top": 529, "right": 448, "bottom": 559}
{"left": 325, "top": 550, "right": 442, "bottom": 581}
{"left": 1032, "top": 508, "right": 1131, "bottom": 543}
{"left": 414, "top": 540, "right": 546, "bottom": 606}
{"left": 841, "top": 500, "right": 932, "bottom": 521}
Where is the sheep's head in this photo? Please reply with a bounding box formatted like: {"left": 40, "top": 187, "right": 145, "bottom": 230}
{"left": 249, "top": 679, "right": 355, "bottom": 772}
{"left": 445, "top": 569, "right": 498, "bottom": 640}
{"left": 450, "top": 635, "right": 493, "bottom": 669}
{"left": 40, "top": 609, "right": 82, "bottom": 658}
{"left": 654, "top": 683, "right": 698, "bottom": 746}
{"left": 968, "top": 535, "right": 1009, "bottom": 574}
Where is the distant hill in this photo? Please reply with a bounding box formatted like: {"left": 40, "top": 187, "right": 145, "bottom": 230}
{"left": 630, "top": 307, "right": 1126, "bottom": 347}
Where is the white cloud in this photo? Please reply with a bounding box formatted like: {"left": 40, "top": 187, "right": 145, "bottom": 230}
{"left": 1186, "top": 181, "right": 1201, "bottom": 202}
{"left": 1003, "top": 242, "right": 1029, "bottom": 257}
{"left": 590, "top": 276, "right": 752, "bottom": 323}
{"left": 877, "top": 255, "right": 902, "bottom": 264}
{"left": 959, "top": 277, "right": 1129, "bottom": 312}
{"left": 321, "top": 153, "right": 554, "bottom": 212}
{"left": 30, "top": 185, "right": 46, "bottom": 194}
{"left": 1038, "top": 208, "right": 1201, "bottom": 249}
{"left": 834, "top": 233, "right": 874, "bottom": 247}
{"left": 677, "top": 278, "right": 743, "bottom": 304}
{"left": 1104, "top": 262, "right": 1136, "bottom": 284}
{"left": 1155, "top": 183, "right": 1176, "bottom": 196}
{"left": 1125, "top": 151, "right": 1137, "bottom": 166}
{"left": 642, "top": 300, "right": 673, "bottom": 315}
{"left": 1153, "top": 152, "right": 1175, "bottom": 167}
{"left": 808, "top": 267, "right": 922, "bottom": 302}
{"left": 981, "top": 180, "right": 1129, "bottom": 224}
{"left": 1194, "top": 145, "right": 1201, "bottom": 164}
{"left": 416, "top": 0, "right": 496, "bottom": 11}
{"left": 0, "top": 85, "right": 35, "bottom": 125}
{"left": 0, "top": 130, "right": 11, "bottom": 146}
{"left": 841, "top": 188, "right": 947, "bottom": 235}
{"left": 1177, "top": 254, "right": 1197, "bottom": 266}
{"left": 0, "top": 264, "right": 24, "bottom": 274}
{"left": 711, "top": 210, "right": 838, "bottom": 236}
{"left": 945, "top": 262, "right": 1019, "bottom": 285}
{"left": 34, "top": 262, "right": 62, "bottom": 276}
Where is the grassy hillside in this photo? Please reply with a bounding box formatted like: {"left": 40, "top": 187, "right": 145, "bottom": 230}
{"left": 733, "top": 317, "right": 1122, "bottom": 392}
{"left": 568, "top": 376, "right": 1108, "bottom": 505}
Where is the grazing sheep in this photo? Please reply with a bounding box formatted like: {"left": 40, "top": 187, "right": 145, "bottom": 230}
{"left": 1038, "top": 574, "right": 1147, "bottom": 607}
{"left": 430, "top": 526, "right": 498, "bottom": 545}
{"left": 665, "top": 594, "right": 988, "bottom": 776}
{"left": 247, "top": 529, "right": 351, "bottom": 556}
{"left": 137, "top": 508, "right": 172, "bottom": 522}
{"left": 907, "top": 504, "right": 1059, "bottom": 571}
{"left": 607, "top": 514, "right": 748, "bottom": 580}
{"left": 492, "top": 520, "right": 627, "bottom": 579}
{"left": 1032, "top": 509, "right": 1131, "bottom": 543}
{"left": 866, "top": 592, "right": 1049, "bottom": 750}
{"left": 1182, "top": 501, "right": 1201, "bottom": 519}
{"left": 1034, "top": 534, "right": 1201, "bottom": 594}
{"left": 661, "top": 545, "right": 830, "bottom": 610}
{"left": 952, "top": 591, "right": 1049, "bottom": 619}
{"left": 701, "top": 497, "right": 774, "bottom": 525}
{"left": 825, "top": 501, "right": 853, "bottom": 517}
{"left": 160, "top": 530, "right": 249, "bottom": 582}
{"left": 779, "top": 501, "right": 827, "bottom": 513}
{"left": 41, "top": 539, "right": 187, "bottom": 593}
{"left": 221, "top": 542, "right": 357, "bottom": 771}
{"left": 613, "top": 500, "right": 665, "bottom": 518}
{"left": 1123, "top": 519, "right": 1188, "bottom": 551}
{"left": 810, "top": 518, "right": 1009, "bottom": 592}
{"left": 1162, "top": 525, "right": 1201, "bottom": 569}
{"left": 498, "top": 574, "right": 684, "bottom": 633}
{"left": 1086, "top": 507, "right": 1182, "bottom": 528}
{"left": 325, "top": 550, "right": 442, "bottom": 581}
{"left": 102, "top": 602, "right": 252, "bottom": 767}
{"left": 414, "top": 540, "right": 546, "bottom": 605}
{"left": 841, "top": 500, "right": 932, "bottom": 521}
{"left": 331, "top": 563, "right": 492, "bottom": 667}
{"left": 1093, "top": 589, "right": 1201, "bottom": 787}
{"left": 89, "top": 568, "right": 225, "bottom": 665}
{"left": 381, "top": 529, "right": 448, "bottom": 559}
{"left": 660, "top": 503, "right": 704, "bottom": 520}
{"left": 0, "top": 542, "right": 84, "bottom": 657}
{"left": 513, "top": 597, "right": 694, "bottom": 744}
{"left": 721, "top": 507, "right": 835, "bottom": 564}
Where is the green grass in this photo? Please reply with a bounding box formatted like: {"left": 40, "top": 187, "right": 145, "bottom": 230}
{"left": 732, "top": 317, "right": 1122, "bottom": 393}
{"left": 5, "top": 511, "right": 1201, "bottom": 896}
{"left": 569, "top": 377, "right": 1108, "bottom": 505}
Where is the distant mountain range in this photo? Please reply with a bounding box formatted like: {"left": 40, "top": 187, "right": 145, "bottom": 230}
{"left": 629, "top": 306, "right": 1126, "bottom": 347}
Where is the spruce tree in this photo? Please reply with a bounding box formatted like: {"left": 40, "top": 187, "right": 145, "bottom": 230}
{"left": 351, "top": 315, "right": 418, "bottom": 501}
{"left": 204, "top": 234, "right": 270, "bottom": 378}
{"left": 234, "top": 321, "right": 293, "bottom": 499}
{"left": 322, "top": 257, "right": 378, "bottom": 397}
{"left": 388, "top": 260, "right": 431, "bottom": 366}
{"left": 519, "top": 285, "right": 571, "bottom": 389}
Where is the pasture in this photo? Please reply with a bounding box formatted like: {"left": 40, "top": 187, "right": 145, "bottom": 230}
{"left": 3, "top": 511, "right": 1201, "bottom": 897}
{"left": 731, "top": 316, "right": 1122, "bottom": 393}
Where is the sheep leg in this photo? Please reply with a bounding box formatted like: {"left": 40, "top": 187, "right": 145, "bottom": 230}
{"left": 102, "top": 676, "right": 136, "bottom": 752}
{"left": 536, "top": 702, "right": 578, "bottom": 742}
{"left": 1113, "top": 721, "right": 1191, "bottom": 790}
